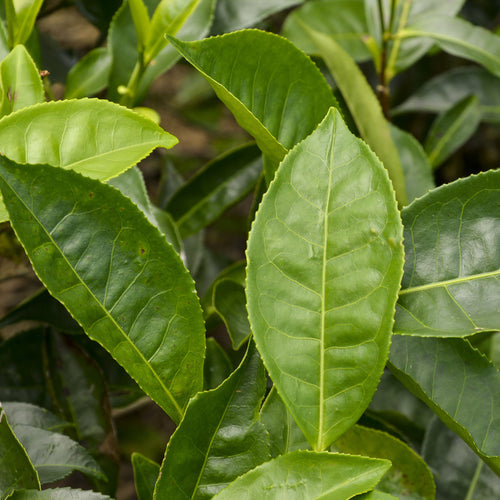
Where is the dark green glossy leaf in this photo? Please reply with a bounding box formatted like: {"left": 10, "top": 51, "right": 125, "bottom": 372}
{"left": 282, "top": 0, "right": 371, "bottom": 61}
{"left": 0, "top": 405, "right": 40, "bottom": 498}
{"left": 400, "top": 16, "right": 500, "bottom": 78}
{"left": 0, "top": 158, "right": 205, "bottom": 424}
{"left": 64, "top": 47, "right": 111, "bottom": 99}
{"left": 169, "top": 30, "right": 336, "bottom": 179}
{"left": 389, "top": 125, "right": 435, "bottom": 204}
{"left": 167, "top": 143, "right": 262, "bottom": 237}
{"left": 213, "top": 450, "right": 391, "bottom": 499}
{"left": 0, "top": 44, "right": 43, "bottom": 117}
{"left": 395, "top": 169, "right": 500, "bottom": 337}
{"left": 424, "top": 96, "right": 481, "bottom": 169}
{"left": 246, "top": 108, "right": 404, "bottom": 451}
{"left": 2, "top": 403, "right": 67, "bottom": 432}
{"left": 389, "top": 336, "right": 500, "bottom": 475}
{"left": 132, "top": 453, "right": 159, "bottom": 500}
{"left": 422, "top": 417, "right": 500, "bottom": 500}
{"left": 393, "top": 66, "right": 500, "bottom": 123}
{"left": 204, "top": 337, "right": 232, "bottom": 390}
{"left": 332, "top": 426, "right": 435, "bottom": 499}
{"left": 10, "top": 488, "right": 111, "bottom": 499}
{"left": 153, "top": 342, "right": 270, "bottom": 499}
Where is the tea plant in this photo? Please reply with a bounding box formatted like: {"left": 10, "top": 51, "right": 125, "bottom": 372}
{"left": 0, "top": 0, "right": 499, "bottom": 499}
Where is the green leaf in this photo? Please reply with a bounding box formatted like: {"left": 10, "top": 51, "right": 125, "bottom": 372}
{"left": 0, "top": 22, "right": 9, "bottom": 62}
{"left": 168, "top": 30, "right": 337, "bottom": 180}
{"left": 0, "top": 98, "right": 178, "bottom": 222}
{"left": 389, "top": 124, "right": 435, "bottom": 203}
{"left": 332, "top": 425, "right": 435, "bottom": 499}
{"left": 10, "top": 488, "right": 112, "bottom": 499}
{"left": 213, "top": 450, "right": 391, "bottom": 499}
{"left": 389, "top": 336, "right": 500, "bottom": 475}
{"left": 246, "top": 108, "right": 404, "bottom": 451}
{"left": 282, "top": 0, "right": 371, "bottom": 62}
{"left": 400, "top": 16, "right": 500, "bottom": 78}
{"left": 167, "top": 143, "right": 262, "bottom": 237}
{"left": 290, "top": 25, "right": 407, "bottom": 206}
{"left": 64, "top": 47, "right": 111, "bottom": 99}
{"left": 395, "top": 169, "right": 500, "bottom": 337}
{"left": 9, "top": 0, "right": 44, "bottom": 46}
{"left": 356, "top": 492, "right": 398, "bottom": 500}
{"left": 153, "top": 342, "right": 270, "bottom": 499}
{"left": 260, "top": 387, "right": 310, "bottom": 458}
{"left": 132, "top": 453, "right": 160, "bottom": 500}
{"left": 0, "top": 404, "right": 40, "bottom": 498}
{"left": 393, "top": 66, "right": 500, "bottom": 123}
{"left": 424, "top": 95, "right": 481, "bottom": 169}
{"left": 0, "top": 44, "right": 43, "bottom": 117}
{"left": 2, "top": 403, "right": 67, "bottom": 432}
{"left": 0, "top": 159, "right": 205, "bottom": 424}
{"left": 129, "top": 0, "right": 151, "bottom": 53}
{"left": 204, "top": 337, "right": 232, "bottom": 390}
{"left": 422, "top": 417, "right": 500, "bottom": 500}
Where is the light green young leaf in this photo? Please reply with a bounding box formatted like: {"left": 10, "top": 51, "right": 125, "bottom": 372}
{"left": 0, "top": 98, "right": 178, "bottom": 222}
{"left": 65, "top": 47, "right": 111, "bottom": 99}
{"left": 153, "top": 342, "right": 270, "bottom": 499}
{"left": 168, "top": 30, "right": 337, "bottom": 180}
{"left": 0, "top": 158, "right": 205, "bottom": 424}
{"left": 213, "top": 450, "right": 391, "bottom": 500}
{"left": 246, "top": 108, "right": 404, "bottom": 451}
{"left": 395, "top": 169, "right": 500, "bottom": 337}
{"left": 393, "top": 66, "right": 500, "bottom": 123}
{"left": 389, "top": 336, "right": 500, "bottom": 475}
{"left": 0, "top": 22, "right": 9, "bottom": 62}
{"left": 0, "top": 405, "right": 40, "bottom": 498}
{"left": 289, "top": 24, "right": 407, "bottom": 206}
{"left": 8, "top": 0, "right": 44, "bottom": 46}
{"left": 425, "top": 95, "right": 481, "bottom": 169}
{"left": 129, "top": 0, "right": 151, "bottom": 53}
{"left": 0, "top": 44, "right": 43, "bottom": 117}
{"left": 132, "top": 453, "right": 160, "bottom": 500}
{"left": 400, "top": 16, "right": 500, "bottom": 78}
{"left": 10, "top": 489, "right": 111, "bottom": 499}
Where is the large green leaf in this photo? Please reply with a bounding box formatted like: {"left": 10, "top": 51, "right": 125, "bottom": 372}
{"left": 400, "top": 16, "right": 500, "bottom": 78}
{"left": 393, "top": 66, "right": 500, "bottom": 123}
{"left": 395, "top": 169, "right": 500, "bottom": 337}
{"left": 213, "top": 450, "right": 391, "bottom": 499}
{"left": 0, "top": 158, "right": 205, "bottom": 424}
{"left": 389, "top": 336, "right": 500, "bottom": 475}
{"left": 287, "top": 25, "right": 407, "bottom": 205}
{"left": 424, "top": 96, "right": 481, "bottom": 169}
{"left": 0, "top": 404, "right": 40, "bottom": 498}
{"left": 0, "top": 98, "right": 177, "bottom": 222}
{"left": 10, "top": 489, "right": 111, "bottom": 499}
{"left": 168, "top": 29, "right": 337, "bottom": 180}
{"left": 0, "top": 44, "right": 43, "bottom": 117}
{"left": 132, "top": 453, "right": 160, "bottom": 500}
{"left": 153, "top": 342, "right": 270, "bottom": 499}
{"left": 2, "top": 403, "right": 67, "bottom": 433}
{"left": 246, "top": 108, "right": 404, "bottom": 451}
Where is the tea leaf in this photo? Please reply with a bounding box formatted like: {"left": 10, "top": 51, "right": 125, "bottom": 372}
{"left": 395, "top": 169, "right": 500, "bottom": 337}
{"left": 0, "top": 158, "right": 205, "bottom": 424}
{"left": 129, "top": 0, "right": 151, "bottom": 53}
{"left": 132, "top": 453, "right": 159, "bottom": 500}
{"left": 203, "top": 337, "right": 232, "bottom": 390}
{"left": 246, "top": 108, "right": 404, "bottom": 451}
{"left": 212, "top": 450, "right": 391, "bottom": 499}
{"left": 9, "top": 0, "right": 44, "bottom": 46}
{"left": 2, "top": 403, "right": 67, "bottom": 433}
{"left": 10, "top": 489, "right": 112, "bottom": 499}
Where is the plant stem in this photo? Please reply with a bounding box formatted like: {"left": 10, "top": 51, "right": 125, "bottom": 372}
{"left": 386, "top": 0, "right": 412, "bottom": 81}
{"left": 376, "top": 0, "right": 390, "bottom": 118}
{"left": 465, "top": 459, "right": 483, "bottom": 500}
{"left": 119, "top": 54, "right": 146, "bottom": 107}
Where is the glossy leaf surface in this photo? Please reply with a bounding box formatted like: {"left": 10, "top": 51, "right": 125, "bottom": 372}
{"left": 0, "top": 158, "right": 205, "bottom": 423}
{"left": 389, "top": 336, "right": 500, "bottom": 475}
{"left": 153, "top": 343, "right": 270, "bottom": 499}
{"left": 132, "top": 453, "right": 159, "bottom": 500}
{"left": 166, "top": 143, "right": 262, "bottom": 237}
{"left": 169, "top": 30, "right": 336, "bottom": 177}
{"left": 129, "top": 0, "right": 151, "bottom": 52}
{"left": 395, "top": 169, "right": 500, "bottom": 336}
{"left": 0, "top": 44, "right": 43, "bottom": 117}
{"left": 246, "top": 108, "right": 404, "bottom": 451}
{"left": 10, "top": 489, "right": 111, "bottom": 499}
{"left": 424, "top": 95, "right": 481, "bottom": 169}
{"left": 0, "top": 405, "right": 40, "bottom": 498}
{"left": 213, "top": 450, "right": 391, "bottom": 499}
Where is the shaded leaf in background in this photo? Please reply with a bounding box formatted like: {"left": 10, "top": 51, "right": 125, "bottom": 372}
{"left": 75, "top": 0, "right": 122, "bottom": 32}
{"left": 424, "top": 95, "right": 481, "bottom": 169}
{"left": 0, "top": 158, "right": 205, "bottom": 424}
{"left": 153, "top": 342, "right": 270, "bottom": 499}
{"left": 10, "top": 488, "right": 112, "bottom": 500}
{"left": 204, "top": 337, "right": 232, "bottom": 390}
{"left": 0, "top": 44, "right": 43, "bottom": 117}
{"left": 389, "top": 336, "right": 500, "bottom": 475}
{"left": 169, "top": 29, "right": 337, "bottom": 180}
{"left": 247, "top": 109, "right": 404, "bottom": 451}
{"left": 0, "top": 405, "right": 40, "bottom": 498}
{"left": 213, "top": 450, "right": 391, "bottom": 500}
{"left": 422, "top": 417, "right": 500, "bottom": 500}
{"left": 132, "top": 453, "right": 160, "bottom": 500}
{"left": 395, "top": 169, "right": 500, "bottom": 337}
{"left": 2, "top": 403, "right": 67, "bottom": 433}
